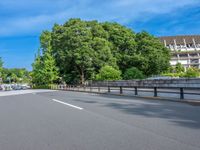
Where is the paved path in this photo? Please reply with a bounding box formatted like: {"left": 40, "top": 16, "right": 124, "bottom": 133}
{"left": 0, "top": 89, "right": 55, "bottom": 97}
{"left": 0, "top": 90, "right": 199, "bottom": 150}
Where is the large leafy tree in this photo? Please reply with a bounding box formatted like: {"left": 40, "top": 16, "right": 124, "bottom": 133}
{"left": 51, "top": 19, "right": 117, "bottom": 84}
{"left": 102, "top": 22, "right": 137, "bottom": 72}
{"left": 135, "top": 31, "right": 170, "bottom": 75}
{"left": 34, "top": 18, "right": 170, "bottom": 84}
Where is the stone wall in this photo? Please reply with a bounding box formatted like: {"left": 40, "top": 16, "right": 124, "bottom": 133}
{"left": 91, "top": 78, "right": 200, "bottom": 88}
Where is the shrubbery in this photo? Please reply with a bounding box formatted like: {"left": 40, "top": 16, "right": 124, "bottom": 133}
{"left": 163, "top": 65, "right": 200, "bottom": 78}
{"left": 96, "top": 65, "right": 122, "bottom": 81}
{"left": 183, "top": 67, "right": 200, "bottom": 78}
{"left": 123, "top": 67, "right": 145, "bottom": 80}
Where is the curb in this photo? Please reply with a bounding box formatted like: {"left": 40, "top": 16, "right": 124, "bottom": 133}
{"left": 56, "top": 89, "right": 200, "bottom": 106}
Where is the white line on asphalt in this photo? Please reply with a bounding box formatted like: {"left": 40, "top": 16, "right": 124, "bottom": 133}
{"left": 52, "top": 99, "right": 83, "bottom": 110}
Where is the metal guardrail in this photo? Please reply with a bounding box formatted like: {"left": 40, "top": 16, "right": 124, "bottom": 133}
{"left": 51, "top": 82, "right": 200, "bottom": 100}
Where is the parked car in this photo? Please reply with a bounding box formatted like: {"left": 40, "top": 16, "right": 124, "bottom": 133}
{"left": 2, "top": 84, "right": 12, "bottom": 91}
{"left": 0, "top": 84, "right": 31, "bottom": 91}
{"left": 0, "top": 85, "right": 3, "bottom": 90}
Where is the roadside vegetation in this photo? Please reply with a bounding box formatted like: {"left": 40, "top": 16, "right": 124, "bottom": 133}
{"left": 0, "top": 57, "right": 30, "bottom": 84}
{"left": 163, "top": 63, "right": 200, "bottom": 78}
{"left": 31, "top": 18, "right": 171, "bottom": 86}
{"left": 1, "top": 19, "right": 200, "bottom": 87}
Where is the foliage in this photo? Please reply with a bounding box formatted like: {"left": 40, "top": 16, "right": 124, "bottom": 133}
{"left": 135, "top": 31, "right": 170, "bottom": 75}
{"left": 32, "top": 84, "right": 51, "bottom": 89}
{"left": 31, "top": 18, "right": 170, "bottom": 84}
{"left": 183, "top": 67, "right": 200, "bottom": 78}
{"left": 96, "top": 65, "right": 122, "bottom": 81}
{"left": 0, "top": 57, "right": 3, "bottom": 79}
{"left": 163, "top": 67, "right": 200, "bottom": 78}
{"left": 175, "top": 63, "right": 185, "bottom": 73}
{"left": 1, "top": 68, "right": 30, "bottom": 83}
{"left": 123, "top": 67, "right": 145, "bottom": 80}
{"left": 31, "top": 31, "right": 59, "bottom": 85}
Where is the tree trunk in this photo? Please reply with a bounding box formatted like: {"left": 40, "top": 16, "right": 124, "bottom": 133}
{"left": 80, "top": 69, "right": 85, "bottom": 85}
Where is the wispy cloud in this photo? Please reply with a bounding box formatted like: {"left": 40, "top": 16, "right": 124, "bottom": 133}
{"left": 0, "top": 0, "right": 199, "bottom": 36}
{"left": 1, "top": 0, "right": 200, "bottom": 69}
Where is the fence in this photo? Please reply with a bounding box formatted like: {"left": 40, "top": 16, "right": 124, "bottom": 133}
{"left": 51, "top": 78, "right": 200, "bottom": 100}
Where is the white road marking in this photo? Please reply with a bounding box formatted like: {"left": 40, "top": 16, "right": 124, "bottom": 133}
{"left": 52, "top": 99, "right": 83, "bottom": 110}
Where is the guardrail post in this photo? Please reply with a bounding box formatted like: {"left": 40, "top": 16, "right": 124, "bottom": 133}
{"left": 98, "top": 86, "right": 100, "bottom": 93}
{"left": 120, "top": 86, "right": 123, "bottom": 94}
{"left": 134, "top": 87, "right": 138, "bottom": 95}
{"left": 108, "top": 86, "right": 111, "bottom": 93}
{"left": 90, "top": 86, "right": 92, "bottom": 92}
{"left": 180, "top": 88, "right": 184, "bottom": 99}
{"left": 154, "top": 87, "right": 157, "bottom": 97}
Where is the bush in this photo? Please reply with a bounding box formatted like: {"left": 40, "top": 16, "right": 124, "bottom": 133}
{"left": 32, "top": 84, "right": 51, "bottom": 89}
{"left": 96, "top": 65, "right": 122, "bottom": 81}
{"left": 183, "top": 67, "right": 200, "bottom": 78}
{"left": 123, "top": 67, "right": 145, "bottom": 80}
{"left": 175, "top": 63, "right": 185, "bottom": 73}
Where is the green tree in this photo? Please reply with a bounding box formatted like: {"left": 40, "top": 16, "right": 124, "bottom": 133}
{"left": 0, "top": 65, "right": 30, "bottom": 83}
{"left": 135, "top": 31, "right": 170, "bottom": 76}
{"left": 40, "top": 18, "right": 171, "bottom": 83}
{"left": 175, "top": 63, "right": 185, "bottom": 73}
{"left": 31, "top": 50, "right": 44, "bottom": 85}
{"left": 96, "top": 65, "right": 122, "bottom": 81}
{"left": 32, "top": 31, "right": 59, "bottom": 85}
{"left": 0, "top": 57, "right": 3, "bottom": 78}
{"left": 74, "top": 44, "right": 94, "bottom": 84}
{"left": 51, "top": 19, "right": 117, "bottom": 84}
{"left": 102, "top": 22, "right": 137, "bottom": 72}
{"left": 123, "top": 67, "right": 145, "bottom": 80}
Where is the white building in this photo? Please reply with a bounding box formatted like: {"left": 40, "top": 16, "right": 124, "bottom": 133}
{"left": 159, "top": 35, "right": 200, "bottom": 69}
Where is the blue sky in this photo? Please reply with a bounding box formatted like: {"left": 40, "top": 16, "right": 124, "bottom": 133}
{"left": 0, "top": 0, "right": 200, "bottom": 70}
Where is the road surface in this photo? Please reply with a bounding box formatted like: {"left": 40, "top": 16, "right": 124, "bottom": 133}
{"left": 0, "top": 90, "right": 200, "bottom": 150}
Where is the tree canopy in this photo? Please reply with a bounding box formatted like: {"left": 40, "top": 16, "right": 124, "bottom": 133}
{"left": 31, "top": 31, "right": 59, "bottom": 85}
{"left": 32, "top": 18, "right": 170, "bottom": 84}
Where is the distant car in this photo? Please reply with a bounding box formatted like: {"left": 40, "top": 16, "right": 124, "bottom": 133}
{"left": 0, "top": 84, "right": 31, "bottom": 91}
{"left": 21, "top": 84, "right": 31, "bottom": 90}
{"left": 3, "top": 84, "right": 12, "bottom": 91}
{"left": 21, "top": 85, "right": 27, "bottom": 90}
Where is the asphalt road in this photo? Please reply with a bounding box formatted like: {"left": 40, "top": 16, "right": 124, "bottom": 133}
{"left": 0, "top": 90, "right": 200, "bottom": 150}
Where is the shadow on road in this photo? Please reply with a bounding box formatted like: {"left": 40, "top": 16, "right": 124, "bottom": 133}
{"left": 40, "top": 91, "right": 200, "bottom": 129}
{"left": 99, "top": 94, "right": 200, "bottom": 129}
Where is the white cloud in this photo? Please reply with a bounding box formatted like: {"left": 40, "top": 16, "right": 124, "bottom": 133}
{"left": 0, "top": 0, "right": 199, "bottom": 36}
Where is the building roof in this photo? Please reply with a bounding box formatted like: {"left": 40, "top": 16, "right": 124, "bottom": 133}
{"left": 159, "top": 35, "right": 200, "bottom": 45}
